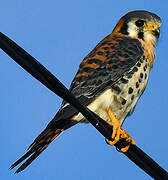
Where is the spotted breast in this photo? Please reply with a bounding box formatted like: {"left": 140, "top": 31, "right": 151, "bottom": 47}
{"left": 69, "top": 35, "right": 149, "bottom": 125}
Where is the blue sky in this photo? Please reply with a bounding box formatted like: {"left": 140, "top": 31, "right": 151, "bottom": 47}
{"left": 1, "top": 0, "right": 168, "bottom": 179}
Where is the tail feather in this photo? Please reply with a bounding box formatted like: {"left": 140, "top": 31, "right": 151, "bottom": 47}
{"left": 9, "top": 128, "right": 63, "bottom": 173}
{"left": 9, "top": 103, "right": 80, "bottom": 173}
{"left": 14, "top": 150, "right": 43, "bottom": 174}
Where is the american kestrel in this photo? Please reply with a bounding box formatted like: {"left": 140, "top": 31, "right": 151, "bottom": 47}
{"left": 10, "top": 10, "right": 161, "bottom": 173}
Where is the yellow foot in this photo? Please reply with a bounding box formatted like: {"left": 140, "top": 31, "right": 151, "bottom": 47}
{"left": 106, "top": 109, "right": 136, "bottom": 152}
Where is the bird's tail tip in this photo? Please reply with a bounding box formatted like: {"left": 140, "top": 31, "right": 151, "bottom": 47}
{"left": 9, "top": 128, "right": 63, "bottom": 173}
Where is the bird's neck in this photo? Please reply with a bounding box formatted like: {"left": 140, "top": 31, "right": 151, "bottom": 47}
{"left": 139, "top": 39, "right": 155, "bottom": 69}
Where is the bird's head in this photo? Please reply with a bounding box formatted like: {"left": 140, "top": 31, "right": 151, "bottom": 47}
{"left": 113, "top": 10, "right": 162, "bottom": 47}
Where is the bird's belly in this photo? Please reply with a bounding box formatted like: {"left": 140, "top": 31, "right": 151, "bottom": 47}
{"left": 113, "top": 61, "right": 150, "bottom": 125}
{"left": 74, "top": 58, "right": 150, "bottom": 126}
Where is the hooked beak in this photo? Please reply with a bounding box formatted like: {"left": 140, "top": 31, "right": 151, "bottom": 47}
{"left": 146, "top": 24, "right": 160, "bottom": 38}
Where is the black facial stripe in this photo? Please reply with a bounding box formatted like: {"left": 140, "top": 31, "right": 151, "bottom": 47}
{"left": 138, "top": 32, "right": 144, "bottom": 40}
{"left": 119, "top": 22, "right": 129, "bottom": 35}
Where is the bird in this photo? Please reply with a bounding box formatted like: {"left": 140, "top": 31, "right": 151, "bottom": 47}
{"left": 9, "top": 10, "right": 162, "bottom": 173}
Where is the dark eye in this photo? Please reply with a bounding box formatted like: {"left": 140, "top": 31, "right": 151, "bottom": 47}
{"left": 135, "top": 20, "right": 145, "bottom": 27}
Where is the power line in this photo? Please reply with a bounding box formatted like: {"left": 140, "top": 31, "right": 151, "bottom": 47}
{"left": 0, "top": 32, "right": 167, "bottom": 179}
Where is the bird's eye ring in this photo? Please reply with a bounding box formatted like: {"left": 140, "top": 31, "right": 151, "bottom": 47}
{"left": 135, "top": 20, "right": 145, "bottom": 27}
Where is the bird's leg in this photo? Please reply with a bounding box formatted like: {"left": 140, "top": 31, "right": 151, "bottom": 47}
{"left": 106, "top": 109, "right": 136, "bottom": 152}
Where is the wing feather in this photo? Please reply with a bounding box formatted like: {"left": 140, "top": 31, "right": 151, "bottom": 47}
{"left": 69, "top": 35, "right": 144, "bottom": 99}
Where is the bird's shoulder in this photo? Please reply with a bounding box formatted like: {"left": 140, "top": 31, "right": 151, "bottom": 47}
{"left": 69, "top": 34, "right": 144, "bottom": 99}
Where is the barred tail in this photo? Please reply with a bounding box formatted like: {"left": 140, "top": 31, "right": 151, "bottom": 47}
{"left": 9, "top": 101, "right": 81, "bottom": 173}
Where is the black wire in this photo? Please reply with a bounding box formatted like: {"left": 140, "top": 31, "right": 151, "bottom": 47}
{"left": 0, "top": 32, "right": 113, "bottom": 140}
{"left": 0, "top": 32, "right": 168, "bottom": 179}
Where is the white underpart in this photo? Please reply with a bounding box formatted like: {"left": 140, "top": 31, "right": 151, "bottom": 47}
{"left": 72, "top": 58, "right": 150, "bottom": 126}
{"left": 74, "top": 89, "right": 114, "bottom": 123}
